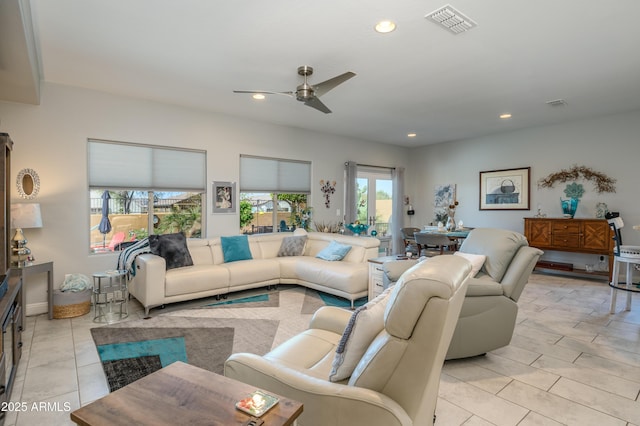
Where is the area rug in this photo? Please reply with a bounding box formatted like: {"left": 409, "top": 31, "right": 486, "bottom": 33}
{"left": 91, "top": 285, "right": 363, "bottom": 392}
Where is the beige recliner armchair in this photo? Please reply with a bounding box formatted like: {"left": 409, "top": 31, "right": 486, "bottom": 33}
{"left": 383, "top": 228, "right": 543, "bottom": 360}
{"left": 224, "top": 255, "right": 471, "bottom": 426}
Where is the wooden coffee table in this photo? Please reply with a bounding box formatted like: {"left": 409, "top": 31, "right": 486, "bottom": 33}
{"left": 71, "top": 361, "right": 303, "bottom": 426}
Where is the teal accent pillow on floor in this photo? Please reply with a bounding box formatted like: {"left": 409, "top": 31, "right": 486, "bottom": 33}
{"left": 316, "top": 240, "right": 352, "bottom": 261}
{"left": 221, "top": 235, "right": 253, "bottom": 262}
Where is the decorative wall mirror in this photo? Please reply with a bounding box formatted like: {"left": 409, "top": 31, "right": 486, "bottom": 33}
{"left": 16, "top": 168, "right": 40, "bottom": 199}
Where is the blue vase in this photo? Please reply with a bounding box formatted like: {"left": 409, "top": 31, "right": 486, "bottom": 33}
{"left": 561, "top": 198, "right": 579, "bottom": 218}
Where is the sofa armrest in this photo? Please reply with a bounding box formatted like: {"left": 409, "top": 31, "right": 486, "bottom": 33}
{"left": 500, "top": 246, "right": 543, "bottom": 301}
{"left": 309, "top": 306, "right": 353, "bottom": 335}
{"left": 128, "top": 253, "right": 167, "bottom": 314}
{"left": 224, "top": 353, "right": 412, "bottom": 426}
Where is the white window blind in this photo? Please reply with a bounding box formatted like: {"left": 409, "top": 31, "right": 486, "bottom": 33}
{"left": 88, "top": 139, "right": 206, "bottom": 191}
{"left": 240, "top": 155, "right": 311, "bottom": 193}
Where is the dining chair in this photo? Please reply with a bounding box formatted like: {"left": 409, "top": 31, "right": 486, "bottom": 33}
{"left": 607, "top": 215, "right": 640, "bottom": 313}
{"left": 400, "top": 227, "right": 421, "bottom": 255}
{"left": 414, "top": 232, "right": 457, "bottom": 256}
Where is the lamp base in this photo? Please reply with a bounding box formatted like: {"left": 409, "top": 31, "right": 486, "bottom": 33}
{"left": 12, "top": 237, "right": 33, "bottom": 268}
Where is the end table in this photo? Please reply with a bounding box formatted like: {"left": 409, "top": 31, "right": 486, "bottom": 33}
{"left": 11, "top": 261, "right": 54, "bottom": 320}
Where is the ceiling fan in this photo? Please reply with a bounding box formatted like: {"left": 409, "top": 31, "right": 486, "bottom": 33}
{"left": 233, "top": 66, "right": 356, "bottom": 114}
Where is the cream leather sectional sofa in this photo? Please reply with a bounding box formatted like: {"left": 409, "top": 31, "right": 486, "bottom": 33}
{"left": 129, "top": 231, "right": 380, "bottom": 315}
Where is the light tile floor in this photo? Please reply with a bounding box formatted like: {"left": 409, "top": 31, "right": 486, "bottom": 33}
{"left": 4, "top": 272, "right": 640, "bottom": 425}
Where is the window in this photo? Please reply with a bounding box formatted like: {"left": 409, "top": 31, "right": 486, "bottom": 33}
{"left": 239, "top": 155, "right": 311, "bottom": 233}
{"left": 356, "top": 167, "right": 393, "bottom": 236}
{"left": 88, "top": 139, "right": 206, "bottom": 253}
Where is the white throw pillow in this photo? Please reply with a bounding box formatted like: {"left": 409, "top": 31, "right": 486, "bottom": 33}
{"left": 454, "top": 252, "right": 486, "bottom": 277}
{"left": 329, "top": 288, "right": 391, "bottom": 382}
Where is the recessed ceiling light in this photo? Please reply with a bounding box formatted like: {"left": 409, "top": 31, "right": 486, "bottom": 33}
{"left": 375, "top": 20, "right": 396, "bottom": 33}
{"left": 252, "top": 94, "right": 266, "bottom": 100}
{"left": 499, "top": 113, "right": 512, "bottom": 119}
{"left": 407, "top": 133, "right": 417, "bottom": 138}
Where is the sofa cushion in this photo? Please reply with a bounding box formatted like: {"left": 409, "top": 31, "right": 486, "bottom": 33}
{"left": 221, "top": 235, "right": 253, "bottom": 263}
{"left": 453, "top": 252, "right": 486, "bottom": 277}
{"left": 292, "top": 258, "right": 368, "bottom": 294}
{"left": 149, "top": 232, "right": 193, "bottom": 270}
{"left": 277, "top": 235, "right": 308, "bottom": 257}
{"left": 329, "top": 288, "right": 391, "bottom": 382}
{"left": 316, "top": 240, "right": 352, "bottom": 261}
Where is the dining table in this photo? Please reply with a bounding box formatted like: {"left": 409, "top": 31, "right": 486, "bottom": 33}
{"left": 417, "top": 227, "right": 472, "bottom": 250}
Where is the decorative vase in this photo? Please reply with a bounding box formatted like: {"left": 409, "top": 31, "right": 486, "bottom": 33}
{"left": 560, "top": 198, "right": 579, "bottom": 218}
{"left": 446, "top": 217, "right": 455, "bottom": 231}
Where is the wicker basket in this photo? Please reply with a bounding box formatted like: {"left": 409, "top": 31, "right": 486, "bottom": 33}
{"left": 53, "top": 288, "right": 92, "bottom": 319}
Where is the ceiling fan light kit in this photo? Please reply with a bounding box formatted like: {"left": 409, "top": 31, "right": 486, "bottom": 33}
{"left": 234, "top": 66, "right": 356, "bottom": 114}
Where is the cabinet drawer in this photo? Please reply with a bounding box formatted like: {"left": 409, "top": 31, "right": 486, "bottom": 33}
{"left": 552, "top": 222, "right": 580, "bottom": 233}
{"left": 552, "top": 234, "right": 581, "bottom": 249}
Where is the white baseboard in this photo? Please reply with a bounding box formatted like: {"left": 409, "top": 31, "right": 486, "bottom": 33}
{"left": 26, "top": 302, "right": 49, "bottom": 317}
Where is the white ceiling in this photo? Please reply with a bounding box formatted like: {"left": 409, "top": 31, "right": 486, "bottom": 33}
{"left": 3, "top": 0, "right": 640, "bottom": 147}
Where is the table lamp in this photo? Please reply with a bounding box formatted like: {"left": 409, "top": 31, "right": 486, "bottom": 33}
{"left": 11, "top": 203, "right": 43, "bottom": 267}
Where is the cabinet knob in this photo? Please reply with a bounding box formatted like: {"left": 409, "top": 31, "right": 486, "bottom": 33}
{"left": 17, "top": 341, "right": 23, "bottom": 348}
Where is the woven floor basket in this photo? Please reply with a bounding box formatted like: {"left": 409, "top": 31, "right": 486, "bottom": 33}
{"left": 53, "top": 288, "right": 92, "bottom": 319}
{"left": 53, "top": 301, "right": 91, "bottom": 319}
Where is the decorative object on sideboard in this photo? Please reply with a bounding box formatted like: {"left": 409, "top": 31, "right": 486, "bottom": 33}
{"left": 319, "top": 179, "right": 336, "bottom": 208}
{"left": 560, "top": 182, "right": 584, "bottom": 218}
{"left": 16, "top": 168, "right": 40, "bottom": 199}
{"left": 537, "top": 165, "right": 616, "bottom": 193}
{"left": 534, "top": 204, "right": 547, "bottom": 218}
{"left": 11, "top": 203, "right": 43, "bottom": 267}
{"left": 560, "top": 198, "right": 579, "bottom": 218}
{"left": 595, "top": 202, "right": 609, "bottom": 219}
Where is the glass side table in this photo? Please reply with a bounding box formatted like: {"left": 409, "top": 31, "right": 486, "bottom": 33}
{"left": 93, "top": 270, "right": 128, "bottom": 323}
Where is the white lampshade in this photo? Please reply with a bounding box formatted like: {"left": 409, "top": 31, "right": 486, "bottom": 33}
{"left": 11, "top": 203, "right": 43, "bottom": 229}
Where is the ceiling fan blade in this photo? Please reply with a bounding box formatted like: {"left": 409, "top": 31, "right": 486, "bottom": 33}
{"left": 304, "top": 97, "right": 332, "bottom": 114}
{"left": 233, "top": 90, "right": 294, "bottom": 98}
{"left": 313, "top": 72, "right": 356, "bottom": 97}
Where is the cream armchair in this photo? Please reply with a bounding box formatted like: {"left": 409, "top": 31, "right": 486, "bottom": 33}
{"left": 383, "top": 228, "right": 543, "bottom": 360}
{"left": 224, "top": 255, "right": 471, "bottom": 426}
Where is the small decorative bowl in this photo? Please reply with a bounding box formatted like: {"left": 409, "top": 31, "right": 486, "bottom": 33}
{"left": 346, "top": 223, "right": 369, "bottom": 235}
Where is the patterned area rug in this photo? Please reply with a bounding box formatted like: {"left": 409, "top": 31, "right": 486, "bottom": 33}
{"left": 91, "top": 285, "right": 364, "bottom": 392}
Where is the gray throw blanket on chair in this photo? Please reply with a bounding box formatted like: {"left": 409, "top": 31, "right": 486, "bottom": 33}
{"left": 116, "top": 237, "right": 150, "bottom": 277}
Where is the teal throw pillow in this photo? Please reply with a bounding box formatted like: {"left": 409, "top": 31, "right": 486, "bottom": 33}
{"left": 316, "top": 240, "right": 352, "bottom": 261}
{"left": 221, "top": 235, "right": 253, "bottom": 263}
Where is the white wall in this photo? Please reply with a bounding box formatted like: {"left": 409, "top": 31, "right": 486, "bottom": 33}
{"left": 0, "top": 83, "right": 410, "bottom": 313}
{"left": 407, "top": 109, "right": 640, "bottom": 268}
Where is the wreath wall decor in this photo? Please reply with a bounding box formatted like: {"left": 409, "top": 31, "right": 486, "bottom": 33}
{"left": 538, "top": 165, "right": 616, "bottom": 194}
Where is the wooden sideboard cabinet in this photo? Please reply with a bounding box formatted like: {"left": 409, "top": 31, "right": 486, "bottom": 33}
{"left": 524, "top": 217, "right": 614, "bottom": 279}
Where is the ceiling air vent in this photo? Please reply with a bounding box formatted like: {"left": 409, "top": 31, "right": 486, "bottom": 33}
{"left": 546, "top": 99, "right": 568, "bottom": 107}
{"left": 425, "top": 4, "right": 477, "bottom": 34}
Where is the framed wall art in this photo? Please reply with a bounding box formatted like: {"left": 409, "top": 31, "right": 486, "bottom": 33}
{"left": 479, "top": 167, "right": 530, "bottom": 210}
{"left": 212, "top": 181, "right": 236, "bottom": 213}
